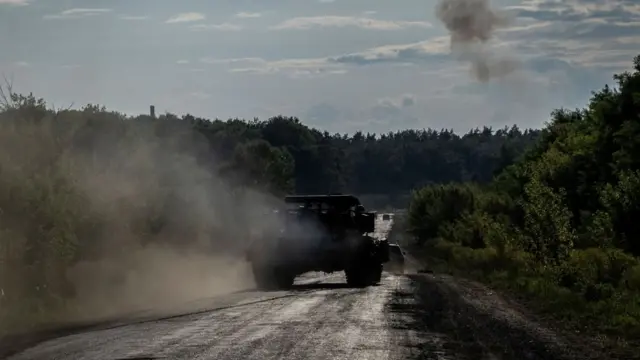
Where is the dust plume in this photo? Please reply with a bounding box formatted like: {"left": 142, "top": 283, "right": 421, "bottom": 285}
{"left": 0, "top": 94, "right": 287, "bottom": 334}
{"left": 435, "top": 0, "right": 519, "bottom": 82}
{"left": 67, "top": 247, "right": 254, "bottom": 320}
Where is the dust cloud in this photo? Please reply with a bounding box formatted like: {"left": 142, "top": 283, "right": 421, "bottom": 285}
{"left": 0, "top": 104, "right": 286, "bottom": 331}
{"left": 435, "top": 0, "right": 520, "bottom": 82}
{"left": 63, "top": 129, "right": 282, "bottom": 321}
{"left": 67, "top": 248, "right": 254, "bottom": 320}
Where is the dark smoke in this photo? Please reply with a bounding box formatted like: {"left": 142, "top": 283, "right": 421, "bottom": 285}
{"left": 435, "top": 0, "right": 519, "bottom": 81}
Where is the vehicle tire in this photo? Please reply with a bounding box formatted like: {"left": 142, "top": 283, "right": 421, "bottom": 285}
{"left": 370, "top": 263, "right": 383, "bottom": 284}
{"left": 345, "top": 267, "right": 367, "bottom": 287}
{"left": 252, "top": 264, "right": 295, "bottom": 290}
{"left": 274, "top": 269, "right": 295, "bottom": 289}
{"left": 345, "top": 261, "right": 382, "bottom": 287}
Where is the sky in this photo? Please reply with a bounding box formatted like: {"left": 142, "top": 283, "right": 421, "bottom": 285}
{"left": 0, "top": 0, "right": 638, "bottom": 134}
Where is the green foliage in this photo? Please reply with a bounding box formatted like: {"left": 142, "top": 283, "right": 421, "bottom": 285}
{"left": 232, "top": 139, "right": 294, "bottom": 194}
{"left": 600, "top": 170, "right": 640, "bottom": 254}
{"left": 521, "top": 177, "right": 575, "bottom": 264}
{"left": 408, "top": 54, "right": 640, "bottom": 342}
{"left": 408, "top": 183, "right": 478, "bottom": 244}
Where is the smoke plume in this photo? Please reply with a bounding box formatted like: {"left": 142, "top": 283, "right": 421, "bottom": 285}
{"left": 435, "top": 0, "right": 519, "bottom": 81}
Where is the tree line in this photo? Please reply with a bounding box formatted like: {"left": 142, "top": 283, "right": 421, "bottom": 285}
{"left": 406, "top": 54, "right": 640, "bottom": 343}
{"left": 186, "top": 114, "right": 540, "bottom": 198}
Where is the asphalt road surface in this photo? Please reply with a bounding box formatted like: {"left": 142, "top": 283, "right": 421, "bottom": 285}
{"left": 4, "top": 271, "right": 594, "bottom": 360}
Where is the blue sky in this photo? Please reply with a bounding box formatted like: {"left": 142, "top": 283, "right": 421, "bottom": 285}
{"left": 0, "top": 0, "right": 638, "bottom": 134}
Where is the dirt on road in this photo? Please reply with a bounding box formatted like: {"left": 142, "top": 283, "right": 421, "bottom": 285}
{"left": 1, "top": 271, "right": 617, "bottom": 360}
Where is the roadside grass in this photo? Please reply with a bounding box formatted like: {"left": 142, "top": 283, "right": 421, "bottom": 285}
{"left": 0, "top": 297, "right": 72, "bottom": 338}
{"left": 408, "top": 239, "right": 640, "bottom": 356}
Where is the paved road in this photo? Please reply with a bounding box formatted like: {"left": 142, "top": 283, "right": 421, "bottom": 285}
{"left": 1, "top": 214, "right": 590, "bottom": 360}
{"left": 6, "top": 272, "right": 430, "bottom": 360}
{"left": 6, "top": 269, "right": 598, "bottom": 360}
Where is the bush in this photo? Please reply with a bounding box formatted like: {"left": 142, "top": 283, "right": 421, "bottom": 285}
{"left": 408, "top": 183, "right": 479, "bottom": 244}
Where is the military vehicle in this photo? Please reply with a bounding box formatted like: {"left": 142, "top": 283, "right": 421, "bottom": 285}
{"left": 386, "top": 243, "right": 406, "bottom": 274}
{"left": 246, "top": 194, "right": 390, "bottom": 289}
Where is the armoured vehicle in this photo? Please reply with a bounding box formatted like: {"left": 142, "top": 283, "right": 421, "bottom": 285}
{"left": 246, "top": 194, "right": 390, "bottom": 289}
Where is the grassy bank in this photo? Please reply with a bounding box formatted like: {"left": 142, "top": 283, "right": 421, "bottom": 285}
{"left": 411, "top": 241, "right": 640, "bottom": 343}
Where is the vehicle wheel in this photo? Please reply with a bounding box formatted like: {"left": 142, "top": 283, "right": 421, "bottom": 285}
{"left": 274, "top": 269, "right": 295, "bottom": 289}
{"left": 345, "top": 261, "right": 382, "bottom": 287}
{"left": 252, "top": 264, "right": 294, "bottom": 290}
{"left": 370, "top": 263, "right": 383, "bottom": 284}
{"left": 345, "top": 267, "right": 367, "bottom": 287}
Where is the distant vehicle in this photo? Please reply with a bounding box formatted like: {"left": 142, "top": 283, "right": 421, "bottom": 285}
{"left": 382, "top": 214, "right": 391, "bottom": 220}
{"left": 245, "top": 194, "right": 390, "bottom": 289}
{"left": 386, "top": 243, "right": 405, "bottom": 274}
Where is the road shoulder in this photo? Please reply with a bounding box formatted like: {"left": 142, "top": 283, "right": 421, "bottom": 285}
{"left": 404, "top": 272, "right": 613, "bottom": 360}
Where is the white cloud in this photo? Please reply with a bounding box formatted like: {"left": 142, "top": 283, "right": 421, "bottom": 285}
{"left": 203, "top": 56, "right": 341, "bottom": 76}
{"left": 165, "top": 12, "right": 205, "bottom": 24}
{"left": 368, "top": 94, "right": 419, "bottom": 126}
{"left": 0, "top": 0, "right": 28, "bottom": 6}
{"left": 190, "top": 92, "right": 211, "bottom": 100}
{"left": 118, "top": 15, "right": 149, "bottom": 21}
{"left": 190, "top": 23, "right": 243, "bottom": 31}
{"left": 13, "top": 61, "right": 30, "bottom": 67}
{"left": 377, "top": 94, "right": 416, "bottom": 108}
{"left": 176, "top": 60, "right": 190, "bottom": 64}
{"left": 318, "top": 0, "right": 336, "bottom": 3}
{"left": 44, "top": 8, "right": 112, "bottom": 20}
{"left": 200, "top": 57, "right": 266, "bottom": 65}
{"left": 481, "top": 3, "right": 640, "bottom": 71}
{"left": 228, "top": 66, "right": 348, "bottom": 79}
{"left": 271, "top": 16, "right": 432, "bottom": 30}
{"left": 235, "top": 12, "right": 262, "bottom": 18}
{"left": 199, "top": 39, "right": 452, "bottom": 78}
{"left": 203, "top": 56, "right": 342, "bottom": 77}
{"left": 329, "top": 38, "right": 450, "bottom": 65}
